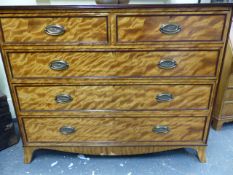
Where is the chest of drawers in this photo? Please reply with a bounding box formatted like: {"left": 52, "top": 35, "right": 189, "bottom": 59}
{"left": 212, "top": 25, "right": 233, "bottom": 130}
{"left": 0, "top": 3, "right": 232, "bottom": 163}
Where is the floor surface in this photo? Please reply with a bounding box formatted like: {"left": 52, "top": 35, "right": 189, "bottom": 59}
{"left": 0, "top": 122, "right": 233, "bottom": 175}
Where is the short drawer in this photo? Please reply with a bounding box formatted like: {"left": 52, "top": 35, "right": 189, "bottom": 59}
{"left": 8, "top": 50, "right": 219, "bottom": 79}
{"left": 117, "top": 14, "right": 225, "bottom": 43}
{"left": 1, "top": 17, "right": 108, "bottom": 44}
{"left": 16, "top": 85, "right": 212, "bottom": 112}
{"left": 23, "top": 116, "right": 206, "bottom": 143}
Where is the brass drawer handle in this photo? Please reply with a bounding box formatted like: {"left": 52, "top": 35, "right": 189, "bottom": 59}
{"left": 158, "top": 59, "right": 177, "bottom": 69}
{"left": 55, "top": 94, "right": 73, "bottom": 104}
{"left": 152, "top": 125, "right": 170, "bottom": 134}
{"left": 59, "top": 126, "right": 76, "bottom": 135}
{"left": 49, "top": 60, "right": 69, "bottom": 71}
{"left": 44, "top": 24, "right": 65, "bottom": 36}
{"left": 160, "top": 24, "right": 181, "bottom": 34}
{"left": 156, "top": 93, "right": 173, "bottom": 102}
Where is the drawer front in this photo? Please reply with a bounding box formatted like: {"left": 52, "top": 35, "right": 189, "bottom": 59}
{"left": 16, "top": 85, "right": 211, "bottom": 112}
{"left": 23, "top": 117, "right": 206, "bottom": 143}
{"left": 117, "top": 14, "right": 225, "bottom": 43}
{"left": 8, "top": 50, "right": 219, "bottom": 79}
{"left": 1, "top": 17, "right": 108, "bottom": 44}
{"left": 224, "top": 89, "right": 233, "bottom": 101}
{"left": 228, "top": 74, "right": 233, "bottom": 87}
{"left": 222, "top": 103, "right": 233, "bottom": 116}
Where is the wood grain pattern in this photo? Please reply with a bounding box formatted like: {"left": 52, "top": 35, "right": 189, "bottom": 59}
{"left": 23, "top": 145, "right": 207, "bottom": 164}
{"left": 223, "top": 88, "right": 233, "bottom": 101}
{"left": 221, "top": 102, "right": 233, "bottom": 116}
{"left": 212, "top": 118, "right": 224, "bottom": 131}
{"left": 16, "top": 85, "right": 212, "bottom": 112}
{"left": 8, "top": 50, "right": 219, "bottom": 79}
{"left": 0, "top": 6, "right": 231, "bottom": 163}
{"left": 212, "top": 34, "right": 233, "bottom": 130}
{"left": 1, "top": 17, "right": 108, "bottom": 44}
{"left": 212, "top": 117, "right": 233, "bottom": 130}
{"left": 7, "top": 76, "right": 218, "bottom": 85}
{"left": 24, "top": 146, "right": 36, "bottom": 164}
{"left": 117, "top": 14, "right": 225, "bottom": 43}
{"left": 23, "top": 117, "right": 206, "bottom": 143}
{"left": 195, "top": 146, "right": 207, "bottom": 163}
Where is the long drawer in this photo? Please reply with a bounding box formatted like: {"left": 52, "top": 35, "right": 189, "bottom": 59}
{"left": 7, "top": 50, "right": 219, "bottom": 79}
{"left": 23, "top": 116, "right": 206, "bottom": 143}
{"left": 16, "top": 85, "right": 212, "bottom": 112}
{"left": 0, "top": 17, "right": 108, "bottom": 44}
{"left": 117, "top": 14, "right": 225, "bottom": 43}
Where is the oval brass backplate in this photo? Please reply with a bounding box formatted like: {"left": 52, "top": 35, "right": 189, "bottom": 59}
{"left": 152, "top": 125, "right": 170, "bottom": 134}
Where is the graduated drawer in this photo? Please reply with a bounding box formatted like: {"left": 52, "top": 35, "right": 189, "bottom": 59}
{"left": 7, "top": 50, "right": 219, "bottom": 79}
{"left": 117, "top": 14, "right": 225, "bottom": 43}
{"left": 0, "top": 16, "right": 108, "bottom": 44}
{"left": 23, "top": 116, "right": 206, "bottom": 143}
{"left": 16, "top": 85, "right": 212, "bottom": 112}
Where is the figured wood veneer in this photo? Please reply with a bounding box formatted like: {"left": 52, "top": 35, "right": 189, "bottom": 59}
{"left": 0, "top": 6, "right": 231, "bottom": 163}
{"left": 23, "top": 117, "right": 206, "bottom": 143}
{"left": 23, "top": 146, "right": 207, "bottom": 164}
{"left": 117, "top": 14, "right": 226, "bottom": 43}
{"left": 1, "top": 17, "right": 108, "bottom": 44}
{"left": 7, "top": 50, "right": 219, "bottom": 79}
{"left": 16, "top": 85, "right": 212, "bottom": 112}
